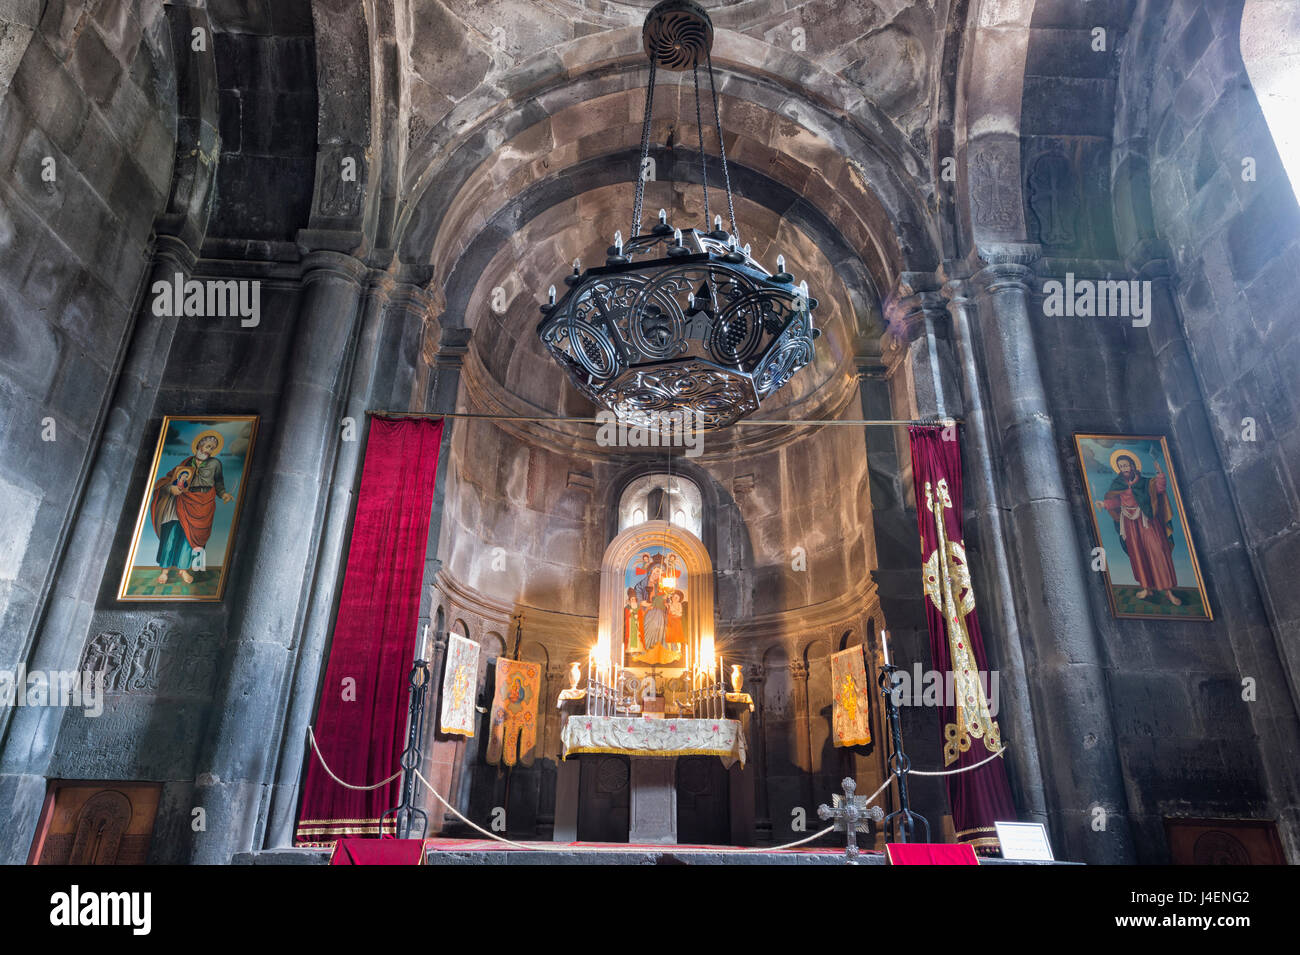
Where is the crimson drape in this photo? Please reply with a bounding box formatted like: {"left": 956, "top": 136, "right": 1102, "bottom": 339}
{"left": 908, "top": 426, "right": 1016, "bottom": 853}
{"left": 295, "top": 417, "right": 444, "bottom": 846}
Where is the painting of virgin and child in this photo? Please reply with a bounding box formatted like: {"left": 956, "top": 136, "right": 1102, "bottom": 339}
{"left": 622, "top": 547, "right": 687, "bottom": 665}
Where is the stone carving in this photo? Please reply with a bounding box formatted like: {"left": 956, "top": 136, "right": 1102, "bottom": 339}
{"left": 317, "top": 149, "right": 364, "bottom": 218}
{"left": 969, "top": 146, "right": 1020, "bottom": 231}
{"left": 81, "top": 618, "right": 219, "bottom": 698}
{"left": 69, "top": 791, "right": 132, "bottom": 865}
{"left": 1027, "top": 147, "right": 1078, "bottom": 247}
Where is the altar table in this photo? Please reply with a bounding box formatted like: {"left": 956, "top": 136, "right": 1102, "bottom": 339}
{"left": 561, "top": 715, "right": 747, "bottom": 768}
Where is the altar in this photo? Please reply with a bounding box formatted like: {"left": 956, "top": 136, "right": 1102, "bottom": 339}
{"left": 552, "top": 519, "right": 754, "bottom": 845}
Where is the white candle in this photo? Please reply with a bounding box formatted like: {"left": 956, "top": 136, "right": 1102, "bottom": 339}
{"left": 882, "top": 630, "right": 891, "bottom": 667}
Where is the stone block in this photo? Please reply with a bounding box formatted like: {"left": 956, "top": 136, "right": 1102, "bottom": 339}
{"left": 11, "top": 34, "right": 87, "bottom": 152}
{"left": 71, "top": 21, "right": 121, "bottom": 105}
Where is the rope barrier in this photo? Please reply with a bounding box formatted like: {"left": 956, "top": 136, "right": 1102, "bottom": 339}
{"left": 306, "top": 726, "right": 402, "bottom": 791}
{"left": 305, "top": 725, "right": 1007, "bottom": 853}
{"left": 906, "top": 746, "right": 1007, "bottom": 777}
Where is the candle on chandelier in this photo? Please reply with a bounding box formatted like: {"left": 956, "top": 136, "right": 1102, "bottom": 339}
{"left": 548, "top": 285, "right": 556, "bottom": 305}
{"left": 882, "top": 629, "right": 891, "bottom": 667}
{"left": 614, "top": 230, "right": 623, "bottom": 255}
{"left": 659, "top": 208, "right": 667, "bottom": 224}
{"left": 777, "top": 254, "right": 786, "bottom": 273}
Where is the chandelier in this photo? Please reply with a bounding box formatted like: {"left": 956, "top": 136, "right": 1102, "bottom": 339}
{"left": 536, "top": 0, "right": 820, "bottom": 431}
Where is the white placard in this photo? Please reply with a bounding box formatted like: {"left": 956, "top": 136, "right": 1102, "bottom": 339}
{"left": 994, "top": 821, "right": 1054, "bottom": 861}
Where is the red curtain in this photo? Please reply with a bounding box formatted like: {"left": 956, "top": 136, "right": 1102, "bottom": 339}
{"left": 908, "top": 426, "right": 1016, "bottom": 853}
{"left": 295, "top": 417, "right": 444, "bottom": 846}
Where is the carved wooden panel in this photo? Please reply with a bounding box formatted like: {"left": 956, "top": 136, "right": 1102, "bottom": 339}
{"left": 32, "top": 782, "right": 162, "bottom": 865}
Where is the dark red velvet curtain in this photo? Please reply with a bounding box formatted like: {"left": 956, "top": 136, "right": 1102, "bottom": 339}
{"left": 295, "top": 417, "right": 444, "bottom": 846}
{"left": 908, "top": 426, "right": 1016, "bottom": 853}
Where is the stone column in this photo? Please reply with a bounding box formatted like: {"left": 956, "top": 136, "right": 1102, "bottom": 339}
{"left": 789, "top": 659, "right": 813, "bottom": 813}
{"left": 262, "top": 272, "right": 426, "bottom": 847}
{"left": 414, "top": 327, "right": 471, "bottom": 828}
{"left": 747, "top": 664, "right": 771, "bottom": 844}
{"left": 189, "top": 251, "right": 369, "bottom": 863}
{"left": 0, "top": 234, "right": 196, "bottom": 863}
{"left": 941, "top": 272, "right": 1048, "bottom": 828}
{"left": 882, "top": 277, "right": 961, "bottom": 420}
{"left": 970, "top": 246, "right": 1134, "bottom": 864}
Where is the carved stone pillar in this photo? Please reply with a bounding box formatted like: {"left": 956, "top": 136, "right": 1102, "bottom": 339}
{"left": 189, "top": 251, "right": 369, "bottom": 863}
{"left": 970, "top": 245, "right": 1134, "bottom": 864}
{"left": 941, "top": 271, "right": 1048, "bottom": 828}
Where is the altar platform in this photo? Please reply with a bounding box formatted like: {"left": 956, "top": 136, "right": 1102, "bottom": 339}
{"left": 235, "top": 840, "right": 1077, "bottom": 865}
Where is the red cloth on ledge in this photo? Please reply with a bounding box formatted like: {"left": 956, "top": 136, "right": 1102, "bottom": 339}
{"left": 295, "top": 417, "right": 444, "bottom": 846}
{"left": 330, "top": 838, "right": 426, "bottom": 865}
{"left": 886, "top": 843, "right": 979, "bottom": 865}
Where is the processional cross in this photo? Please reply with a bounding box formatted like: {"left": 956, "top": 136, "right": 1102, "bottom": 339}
{"left": 818, "top": 777, "right": 884, "bottom": 864}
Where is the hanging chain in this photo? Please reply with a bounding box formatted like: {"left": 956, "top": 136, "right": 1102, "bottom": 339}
{"left": 693, "top": 64, "right": 710, "bottom": 226}
{"left": 705, "top": 49, "right": 737, "bottom": 241}
{"left": 631, "top": 54, "right": 658, "bottom": 239}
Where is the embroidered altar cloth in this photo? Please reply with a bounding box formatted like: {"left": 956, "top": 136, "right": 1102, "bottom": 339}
{"left": 561, "top": 716, "right": 747, "bottom": 768}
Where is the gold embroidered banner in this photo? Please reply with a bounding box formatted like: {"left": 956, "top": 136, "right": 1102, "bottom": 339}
{"left": 439, "top": 633, "right": 479, "bottom": 737}
{"left": 561, "top": 716, "right": 746, "bottom": 768}
{"left": 486, "top": 659, "right": 541, "bottom": 767}
{"left": 831, "top": 646, "right": 872, "bottom": 747}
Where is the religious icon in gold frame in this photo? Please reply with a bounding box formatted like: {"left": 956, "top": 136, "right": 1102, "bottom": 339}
{"left": 1073, "top": 433, "right": 1211, "bottom": 620}
{"left": 117, "top": 415, "right": 259, "bottom": 601}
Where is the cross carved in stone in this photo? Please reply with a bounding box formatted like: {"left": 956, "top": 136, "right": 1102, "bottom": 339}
{"left": 818, "top": 776, "right": 884, "bottom": 863}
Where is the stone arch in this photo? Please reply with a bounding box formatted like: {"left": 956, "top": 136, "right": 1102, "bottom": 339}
{"left": 397, "top": 29, "right": 939, "bottom": 280}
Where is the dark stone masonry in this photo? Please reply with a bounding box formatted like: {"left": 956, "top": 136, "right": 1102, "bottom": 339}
{"left": 0, "top": 0, "right": 1296, "bottom": 867}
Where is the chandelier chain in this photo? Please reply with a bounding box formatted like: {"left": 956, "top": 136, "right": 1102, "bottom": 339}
{"left": 632, "top": 55, "right": 658, "bottom": 238}
{"left": 693, "top": 63, "right": 710, "bottom": 225}
{"left": 705, "top": 49, "right": 737, "bottom": 241}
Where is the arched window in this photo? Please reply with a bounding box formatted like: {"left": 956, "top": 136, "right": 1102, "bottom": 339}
{"left": 618, "top": 473, "right": 703, "bottom": 539}
{"left": 1241, "top": 1, "right": 1300, "bottom": 203}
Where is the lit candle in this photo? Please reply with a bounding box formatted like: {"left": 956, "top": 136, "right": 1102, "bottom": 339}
{"left": 548, "top": 285, "right": 556, "bottom": 305}
{"left": 882, "top": 629, "right": 891, "bottom": 667}
{"left": 614, "top": 230, "right": 623, "bottom": 255}
{"left": 714, "top": 214, "right": 723, "bottom": 232}
{"left": 777, "top": 254, "right": 786, "bottom": 273}
{"left": 658, "top": 208, "right": 667, "bottom": 224}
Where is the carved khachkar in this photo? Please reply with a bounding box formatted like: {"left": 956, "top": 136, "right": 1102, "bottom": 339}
{"left": 970, "top": 146, "right": 1020, "bottom": 231}
{"left": 1027, "top": 147, "right": 1077, "bottom": 247}
{"left": 80, "top": 618, "right": 218, "bottom": 697}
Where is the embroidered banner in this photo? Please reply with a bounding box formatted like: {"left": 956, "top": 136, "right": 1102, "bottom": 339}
{"left": 486, "top": 659, "right": 541, "bottom": 767}
{"left": 831, "top": 646, "right": 872, "bottom": 747}
{"left": 561, "top": 716, "right": 747, "bottom": 769}
{"left": 908, "top": 425, "right": 1016, "bottom": 854}
{"left": 439, "top": 634, "right": 479, "bottom": 737}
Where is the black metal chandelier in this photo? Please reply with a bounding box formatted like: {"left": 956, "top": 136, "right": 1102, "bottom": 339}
{"left": 536, "top": 0, "right": 820, "bottom": 431}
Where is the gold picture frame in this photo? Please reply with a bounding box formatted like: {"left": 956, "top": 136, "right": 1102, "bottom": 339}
{"left": 117, "top": 415, "right": 259, "bottom": 601}
{"left": 1073, "top": 433, "right": 1211, "bottom": 620}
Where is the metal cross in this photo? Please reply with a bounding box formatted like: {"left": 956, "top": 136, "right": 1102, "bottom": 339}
{"left": 818, "top": 776, "right": 884, "bottom": 863}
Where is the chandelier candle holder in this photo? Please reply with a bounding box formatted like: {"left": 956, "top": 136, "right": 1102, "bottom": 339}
{"left": 537, "top": 0, "right": 821, "bottom": 431}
